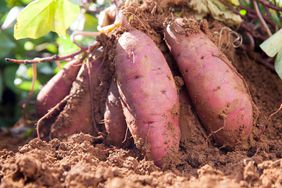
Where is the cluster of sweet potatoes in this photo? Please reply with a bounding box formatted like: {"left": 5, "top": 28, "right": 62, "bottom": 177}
{"left": 36, "top": 17, "right": 253, "bottom": 167}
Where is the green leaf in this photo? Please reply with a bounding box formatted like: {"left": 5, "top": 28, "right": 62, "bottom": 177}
{"left": 14, "top": 0, "right": 80, "bottom": 40}
{"left": 84, "top": 14, "right": 98, "bottom": 31}
{"left": 15, "top": 64, "right": 41, "bottom": 92}
{"left": 57, "top": 35, "right": 79, "bottom": 55}
{"left": 14, "top": 78, "right": 41, "bottom": 91}
{"left": 260, "top": 29, "right": 282, "bottom": 57}
{"left": 275, "top": 48, "right": 282, "bottom": 79}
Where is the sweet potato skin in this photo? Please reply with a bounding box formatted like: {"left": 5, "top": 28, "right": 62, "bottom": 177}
{"left": 104, "top": 80, "right": 127, "bottom": 147}
{"left": 164, "top": 18, "right": 253, "bottom": 147}
{"left": 116, "top": 30, "right": 180, "bottom": 166}
{"left": 36, "top": 60, "right": 81, "bottom": 117}
{"left": 49, "top": 57, "right": 104, "bottom": 139}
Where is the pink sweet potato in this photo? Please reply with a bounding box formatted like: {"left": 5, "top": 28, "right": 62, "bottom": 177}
{"left": 116, "top": 29, "right": 180, "bottom": 166}
{"left": 164, "top": 18, "right": 253, "bottom": 147}
{"left": 36, "top": 59, "right": 82, "bottom": 117}
{"left": 37, "top": 55, "right": 108, "bottom": 140}
{"left": 49, "top": 57, "right": 105, "bottom": 139}
{"left": 104, "top": 80, "right": 128, "bottom": 147}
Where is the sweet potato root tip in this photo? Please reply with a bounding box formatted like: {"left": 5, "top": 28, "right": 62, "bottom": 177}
{"left": 37, "top": 96, "right": 69, "bottom": 141}
{"left": 164, "top": 18, "right": 253, "bottom": 147}
{"left": 104, "top": 80, "right": 128, "bottom": 147}
{"left": 116, "top": 29, "right": 180, "bottom": 166}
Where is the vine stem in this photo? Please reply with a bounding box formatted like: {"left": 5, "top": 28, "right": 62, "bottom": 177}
{"left": 258, "top": 0, "right": 282, "bottom": 12}
{"left": 253, "top": 0, "right": 272, "bottom": 37}
{"left": 5, "top": 46, "right": 90, "bottom": 65}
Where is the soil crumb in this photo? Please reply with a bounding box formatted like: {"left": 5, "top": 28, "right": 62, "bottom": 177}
{"left": 0, "top": 130, "right": 281, "bottom": 187}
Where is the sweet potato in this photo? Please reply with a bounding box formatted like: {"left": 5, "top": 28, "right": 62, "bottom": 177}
{"left": 164, "top": 18, "right": 253, "bottom": 147}
{"left": 104, "top": 80, "right": 128, "bottom": 147}
{"left": 36, "top": 59, "right": 82, "bottom": 117}
{"left": 37, "top": 55, "right": 107, "bottom": 140}
{"left": 49, "top": 57, "right": 105, "bottom": 139}
{"left": 116, "top": 29, "right": 180, "bottom": 166}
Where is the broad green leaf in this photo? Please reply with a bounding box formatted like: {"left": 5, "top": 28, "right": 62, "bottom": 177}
{"left": 260, "top": 29, "right": 282, "bottom": 57}
{"left": 14, "top": 78, "right": 41, "bottom": 91}
{"left": 269, "top": 9, "right": 281, "bottom": 27}
{"left": 14, "top": 0, "right": 80, "bottom": 40}
{"left": 275, "top": 48, "right": 282, "bottom": 79}
{"left": 70, "top": 12, "right": 85, "bottom": 31}
{"left": 84, "top": 14, "right": 98, "bottom": 31}
{"left": 15, "top": 64, "right": 41, "bottom": 92}
{"left": 57, "top": 35, "right": 79, "bottom": 55}
{"left": 1, "top": 6, "right": 23, "bottom": 29}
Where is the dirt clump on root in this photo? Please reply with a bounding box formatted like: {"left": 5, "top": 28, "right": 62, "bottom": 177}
{"left": 1, "top": 2, "right": 282, "bottom": 188}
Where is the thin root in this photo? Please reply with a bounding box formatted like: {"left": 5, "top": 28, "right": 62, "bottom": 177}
{"left": 253, "top": 0, "right": 272, "bottom": 37}
{"left": 268, "top": 104, "right": 282, "bottom": 120}
{"left": 28, "top": 64, "right": 37, "bottom": 98}
{"left": 55, "top": 61, "right": 62, "bottom": 70}
{"left": 217, "top": 27, "right": 243, "bottom": 50}
{"left": 122, "top": 126, "right": 130, "bottom": 144}
{"left": 122, "top": 10, "right": 148, "bottom": 30}
{"left": 206, "top": 126, "right": 225, "bottom": 140}
{"left": 71, "top": 31, "right": 101, "bottom": 48}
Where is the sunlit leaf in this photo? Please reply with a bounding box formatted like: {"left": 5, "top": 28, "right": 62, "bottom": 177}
{"left": 15, "top": 64, "right": 41, "bottom": 92}
{"left": 84, "top": 14, "right": 98, "bottom": 31}
{"left": 14, "top": 0, "right": 80, "bottom": 40}
{"left": 57, "top": 35, "right": 79, "bottom": 55}
{"left": 260, "top": 29, "right": 282, "bottom": 57}
{"left": 70, "top": 12, "right": 85, "bottom": 31}
{"left": 1, "top": 6, "right": 23, "bottom": 29}
{"left": 275, "top": 48, "right": 282, "bottom": 79}
{"left": 14, "top": 78, "right": 41, "bottom": 91}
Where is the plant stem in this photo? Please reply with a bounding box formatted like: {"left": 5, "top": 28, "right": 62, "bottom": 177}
{"left": 253, "top": 0, "right": 272, "bottom": 37}
{"left": 5, "top": 44, "right": 99, "bottom": 65}
{"left": 258, "top": 0, "right": 282, "bottom": 12}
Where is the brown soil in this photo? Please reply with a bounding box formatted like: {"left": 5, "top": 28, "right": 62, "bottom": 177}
{"left": 1, "top": 2, "right": 282, "bottom": 188}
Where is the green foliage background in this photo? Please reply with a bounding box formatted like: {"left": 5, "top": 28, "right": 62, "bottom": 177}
{"left": 0, "top": 0, "right": 100, "bottom": 127}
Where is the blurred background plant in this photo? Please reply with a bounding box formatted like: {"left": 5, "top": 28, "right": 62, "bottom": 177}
{"left": 0, "top": 0, "right": 108, "bottom": 128}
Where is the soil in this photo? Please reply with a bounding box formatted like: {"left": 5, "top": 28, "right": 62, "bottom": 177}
{"left": 1, "top": 2, "right": 282, "bottom": 188}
